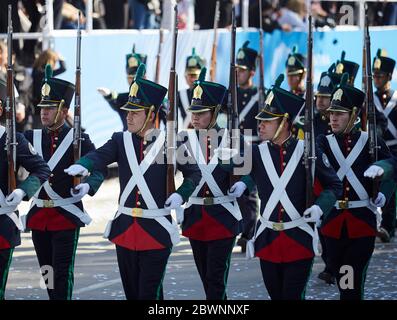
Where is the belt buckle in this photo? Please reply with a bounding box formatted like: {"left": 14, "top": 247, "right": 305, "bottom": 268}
{"left": 203, "top": 197, "right": 214, "bottom": 206}
{"left": 132, "top": 208, "right": 143, "bottom": 217}
{"left": 338, "top": 200, "right": 349, "bottom": 210}
{"left": 43, "top": 199, "right": 54, "bottom": 208}
{"left": 272, "top": 222, "right": 284, "bottom": 231}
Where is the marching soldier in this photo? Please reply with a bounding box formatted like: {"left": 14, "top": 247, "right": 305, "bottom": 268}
{"left": 318, "top": 74, "right": 393, "bottom": 300}
{"left": 372, "top": 49, "right": 397, "bottom": 242}
{"left": 97, "top": 46, "right": 147, "bottom": 131}
{"left": 23, "top": 66, "right": 105, "bottom": 300}
{"left": 0, "top": 80, "right": 50, "bottom": 300}
{"left": 285, "top": 46, "right": 306, "bottom": 97}
{"left": 65, "top": 64, "right": 201, "bottom": 300}
{"left": 180, "top": 68, "right": 246, "bottom": 300}
{"left": 177, "top": 48, "right": 205, "bottom": 130}
{"left": 234, "top": 41, "right": 260, "bottom": 252}
{"left": 240, "top": 75, "right": 343, "bottom": 300}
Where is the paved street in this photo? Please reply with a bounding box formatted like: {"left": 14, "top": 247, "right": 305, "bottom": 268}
{"left": 5, "top": 178, "right": 397, "bottom": 300}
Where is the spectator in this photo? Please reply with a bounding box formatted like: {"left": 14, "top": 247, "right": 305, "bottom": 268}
{"left": 61, "top": 0, "right": 86, "bottom": 29}
{"left": 0, "top": 42, "right": 7, "bottom": 83}
{"left": 129, "top": 0, "right": 160, "bottom": 29}
{"left": 195, "top": 0, "right": 233, "bottom": 29}
{"left": 277, "top": 0, "right": 308, "bottom": 31}
{"left": 102, "top": 0, "right": 126, "bottom": 29}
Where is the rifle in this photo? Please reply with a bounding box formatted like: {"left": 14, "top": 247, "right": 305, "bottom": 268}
{"left": 304, "top": 15, "right": 315, "bottom": 208}
{"left": 73, "top": 11, "right": 82, "bottom": 189}
{"left": 166, "top": 5, "right": 178, "bottom": 197}
{"left": 6, "top": 5, "right": 17, "bottom": 194}
{"left": 155, "top": 28, "right": 164, "bottom": 129}
{"left": 361, "top": 17, "right": 368, "bottom": 131}
{"left": 210, "top": 1, "right": 220, "bottom": 82}
{"left": 364, "top": 4, "right": 379, "bottom": 200}
{"left": 257, "top": 0, "right": 265, "bottom": 111}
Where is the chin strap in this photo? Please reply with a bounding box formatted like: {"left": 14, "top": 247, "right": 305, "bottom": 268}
{"left": 272, "top": 113, "right": 289, "bottom": 142}
{"left": 48, "top": 99, "right": 65, "bottom": 131}
{"left": 137, "top": 105, "right": 155, "bottom": 135}
{"left": 207, "top": 104, "right": 222, "bottom": 130}
{"left": 343, "top": 107, "right": 358, "bottom": 134}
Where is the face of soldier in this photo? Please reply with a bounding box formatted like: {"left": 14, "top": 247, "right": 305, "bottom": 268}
{"left": 287, "top": 74, "right": 303, "bottom": 91}
{"left": 127, "top": 75, "right": 134, "bottom": 86}
{"left": 329, "top": 111, "right": 350, "bottom": 134}
{"left": 373, "top": 72, "right": 390, "bottom": 90}
{"left": 258, "top": 118, "right": 281, "bottom": 141}
{"left": 315, "top": 96, "right": 331, "bottom": 112}
{"left": 126, "top": 110, "right": 154, "bottom": 134}
{"left": 40, "top": 106, "right": 68, "bottom": 127}
{"left": 185, "top": 73, "right": 199, "bottom": 88}
{"left": 191, "top": 110, "right": 212, "bottom": 130}
{"left": 237, "top": 68, "right": 254, "bottom": 87}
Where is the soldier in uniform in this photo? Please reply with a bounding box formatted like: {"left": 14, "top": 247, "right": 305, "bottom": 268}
{"left": 234, "top": 41, "right": 260, "bottom": 252}
{"left": 285, "top": 46, "right": 306, "bottom": 97}
{"left": 372, "top": 49, "right": 397, "bottom": 242}
{"left": 65, "top": 64, "right": 201, "bottom": 300}
{"left": 0, "top": 80, "right": 50, "bottom": 300}
{"left": 97, "top": 46, "right": 147, "bottom": 131}
{"left": 180, "top": 67, "right": 246, "bottom": 300}
{"left": 177, "top": 48, "right": 205, "bottom": 130}
{"left": 23, "top": 65, "right": 105, "bottom": 300}
{"left": 240, "top": 75, "right": 342, "bottom": 300}
{"left": 318, "top": 73, "right": 393, "bottom": 300}
{"left": 334, "top": 51, "right": 359, "bottom": 86}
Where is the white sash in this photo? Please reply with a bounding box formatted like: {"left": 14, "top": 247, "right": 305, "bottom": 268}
{"left": 239, "top": 92, "right": 259, "bottom": 123}
{"left": 374, "top": 91, "right": 397, "bottom": 141}
{"left": 185, "top": 129, "right": 242, "bottom": 221}
{"left": 25, "top": 129, "right": 92, "bottom": 230}
{"left": 103, "top": 131, "right": 179, "bottom": 245}
{"left": 247, "top": 141, "right": 319, "bottom": 258}
{"left": 178, "top": 89, "right": 191, "bottom": 129}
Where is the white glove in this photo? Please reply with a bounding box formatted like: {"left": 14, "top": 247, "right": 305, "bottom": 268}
{"left": 303, "top": 204, "right": 323, "bottom": 227}
{"left": 364, "top": 165, "right": 384, "bottom": 179}
{"left": 64, "top": 164, "right": 89, "bottom": 177}
{"left": 97, "top": 87, "right": 111, "bottom": 97}
{"left": 5, "top": 189, "right": 26, "bottom": 206}
{"left": 213, "top": 147, "right": 238, "bottom": 161}
{"left": 370, "top": 192, "right": 386, "bottom": 208}
{"left": 164, "top": 193, "right": 183, "bottom": 210}
{"left": 70, "top": 183, "right": 90, "bottom": 198}
{"left": 228, "top": 181, "right": 247, "bottom": 198}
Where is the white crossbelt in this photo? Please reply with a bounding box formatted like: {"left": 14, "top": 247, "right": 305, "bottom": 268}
{"left": 22, "top": 129, "right": 92, "bottom": 230}
{"left": 103, "top": 131, "right": 180, "bottom": 245}
{"left": 185, "top": 129, "right": 242, "bottom": 221}
{"left": 238, "top": 92, "right": 259, "bottom": 123}
{"left": 0, "top": 126, "right": 23, "bottom": 231}
{"left": 178, "top": 89, "right": 192, "bottom": 130}
{"left": 246, "top": 140, "right": 319, "bottom": 259}
{"left": 374, "top": 91, "right": 397, "bottom": 145}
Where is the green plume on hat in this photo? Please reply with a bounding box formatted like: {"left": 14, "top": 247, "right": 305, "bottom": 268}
{"left": 341, "top": 51, "right": 346, "bottom": 61}
{"left": 132, "top": 44, "right": 135, "bottom": 53}
{"left": 292, "top": 46, "right": 298, "bottom": 54}
{"left": 192, "top": 47, "right": 196, "bottom": 56}
{"left": 45, "top": 64, "right": 53, "bottom": 82}
{"left": 198, "top": 67, "right": 206, "bottom": 83}
{"left": 242, "top": 41, "right": 250, "bottom": 48}
{"left": 135, "top": 63, "right": 146, "bottom": 81}
{"left": 274, "top": 74, "right": 284, "bottom": 88}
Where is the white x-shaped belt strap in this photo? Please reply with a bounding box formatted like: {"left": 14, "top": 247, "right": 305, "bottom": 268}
{"left": 247, "top": 140, "right": 319, "bottom": 258}
{"left": 374, "top": 91, "right": 397, "bottom": 141}
{"left": 103, "top": 131, "right": 179, "bottom": 244}
{"left": 26, "top": 129, "right": 91, "bottom": 229}
{"left": 326, "top": 132, "right": 369, "bottom": 201}
{"left": 238, "top": 92, "right": 259, "bottom": 123}
{"left": 186, "top": 129, "right": 242, "bottom": 221}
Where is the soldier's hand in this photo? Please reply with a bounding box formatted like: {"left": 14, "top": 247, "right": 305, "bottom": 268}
{"left": 370, "top": 192, "right": 386, "bottom": 208}
{"left": 228, "top": 181, "right": 247, "bottom": 198}
{"left": 70, "top": 183, "right": 90, "bottom": 198}
{"left": 303, "top": 205, "right": 323, "bottom": 227}
{"left": 97, "top": 87, "right": 111, "bottom": 97}
{"left": 5, "top": 189, "right": 26, "bottom": 206}
{"left": 364, "top": 165, "right": 384, "bottom": 179}
{"left": 64, "top": 164, "right": 89, "bottom": 177}
{"left": 164, "top": 193, "right": 183, "bottom": 210}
